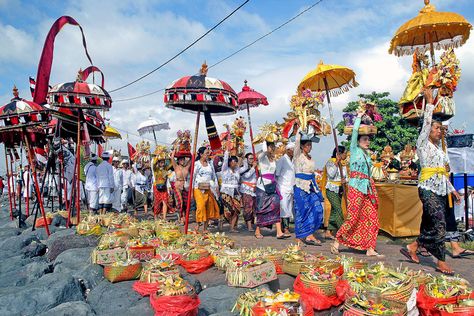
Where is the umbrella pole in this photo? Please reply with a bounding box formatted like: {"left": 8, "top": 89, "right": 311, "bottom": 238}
{"left": 428, "top": 32, "right": 436, "bottom": 67}
{"left": 10, "top": 154, "right": 16, "bottom": 209}
{"left": 246, "top": 104, "right": 259, "bottom": 178}
{"left": 23, "top": 130, "right": 50, "bottom": 236}
{"left": 184, "top": 110, "right": 201, "bottom": 234}
{"left": 5, "top": 146, "right": 13, "bottom": 221}
{"left": 153, "top": 130, "right": 158, "bottom": 146}
{"left": 323, "top": 78, "right": 347, "bottom": 207}
{"left": 75, "top": 112, "right": 82, "bottom": 225}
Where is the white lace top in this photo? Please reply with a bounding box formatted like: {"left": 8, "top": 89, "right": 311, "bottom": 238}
{"left": 416, "top": 103, "right": 455, "bottom": 196}
{"left": 220, "top": 151, "right": 240, "bottom": 197}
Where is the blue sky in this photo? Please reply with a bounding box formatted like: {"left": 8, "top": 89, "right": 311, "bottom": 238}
{"left": 1, "top": 0, "right": 473, "bottom": 173}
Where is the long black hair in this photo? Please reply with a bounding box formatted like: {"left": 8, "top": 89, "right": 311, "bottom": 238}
{"left": 228, "top": 156, "right": 238, "bottom": 167}
{"left": 195, "top": 146, "right": 207, "bottom": 161}
{"left": 331, "top": 145, "right": 346, "bottom": 158}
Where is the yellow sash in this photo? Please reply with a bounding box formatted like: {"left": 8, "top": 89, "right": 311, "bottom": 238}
{"left": 419, "top": 167, "right": 449, "bottom": 182}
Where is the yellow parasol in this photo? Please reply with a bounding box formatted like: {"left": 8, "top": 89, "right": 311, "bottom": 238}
{"left": 104, "top": 125, "right": 122, "bottom": 139}
{"left": 297, "top": 60, "right": 358, "bottom": 148}
{"left": 298, "top": 60, "right": 358, "bottom": 212}
{"left": 388, "top": 0, "right": 472, "bottom": 63}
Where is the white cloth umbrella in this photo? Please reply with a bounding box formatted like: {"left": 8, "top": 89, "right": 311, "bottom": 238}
{"left": 137, "top": 115, "right": 170, "bottom": 144}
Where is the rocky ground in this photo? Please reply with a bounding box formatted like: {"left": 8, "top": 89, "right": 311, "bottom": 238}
{"left": 0, "top": 196, "right": 472, "bottom": 316}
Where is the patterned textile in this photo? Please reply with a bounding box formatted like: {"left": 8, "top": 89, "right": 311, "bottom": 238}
{"left": 172, "top": 183, "right": 188, "bottom": 218}
{"left": 194, "top": 188, "right": 219, "bottom": 223}
{"left": 222, "top": 193, "right": 241, "bottom": 223}
{"left": 242, "top": 193, "right": 255, "bottom": 222}
{"left": 417, "top": 188, "right": 447, "bottom": 261}
{"left": 326, "top": 190, "right": 344, "bottom": 232}
{"left": 153, "top": 186, "right": 169, "bottom": 215}
{"left": 294, "top": 186, "right": 323, "bottom": 239}
{"left": 336, "top": 178, "right": 379, "bottom": 250}
{"left": 255, "top": 187, "right": 280, "bottom": 227}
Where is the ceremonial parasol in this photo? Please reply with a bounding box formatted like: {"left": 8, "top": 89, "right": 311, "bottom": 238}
{"left": 237, "top": 80, "right": 268, "bottom": 174}
{"left": 0, "top": 87, "right": 51, "bottom": 235}
{"left": 388, "top": 0, "right": 472, "bottom": 211}
{"left": 389, "top": 0, "right": 472, "bottom": 64}
{"left": 137, "top": 115, "right": 170, "bottom": 145}
{"left": 298, "top": 60, "right": 358, "bottom": 207}
{"left": 104, "top": 124, "right": 122, "bottom": 139}
{"left": 164, "top": 62, "right": 238, "bottom": 233}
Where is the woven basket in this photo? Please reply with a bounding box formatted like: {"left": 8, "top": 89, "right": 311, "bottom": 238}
{"left": 104, "top": 262, "right": 142, "bottom": 283}
{"left": 380, "top": 280, "right": 415, "bottom": 303}
{"left": 343, "top": 299, "right": 407, "bottom": 316}
{"left": 300, "top": 275, "right": 338, "bottom": 297}
{"left": 128, "top": 246, "right": 155, "bottom": 262}
{"left": 282, "top": 260, "right": 306, "bottom": 276}
{"left": 138, "top": 228, "right": 155, "bottom": 238}
{"left": 346, "top": 261, "right": 368, "bottom": 271}
{"left": 343, "top": 125, "right": 377, "bottom": 136}
{"left": 118, "top": 227, "right": 139, "bottom": 238}
{"left": 182, "top": 249, "right": 209, "bottom": 261}
{"left": 436, "top": 305, "right": 474, "bottom": 315}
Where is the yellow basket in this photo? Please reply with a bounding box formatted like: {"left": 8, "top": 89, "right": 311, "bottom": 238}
{"left": 300, "top": 275, "right": 338, "bottom": 297}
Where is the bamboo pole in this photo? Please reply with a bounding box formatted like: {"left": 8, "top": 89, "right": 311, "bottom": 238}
{"left": 76, "top": 112, "right": 82, "bottom": 224}
{"left": 246, "top": 104, "right": 259, "bottom": 178}
{"left": 24, "top": 131, "right": 50, "bottom": 236}
{"left": 5, "top": 146, "right": 13, "bottom": 220}
{"left": 323, "top": 77, "right": 348, "bottom": 209}
{"left": 184, "top": 110, "right": 201, "bottom": 234}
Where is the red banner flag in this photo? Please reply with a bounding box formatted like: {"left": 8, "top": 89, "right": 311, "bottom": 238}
{"left": 128, "top": 142, "right": 136, "bottom": 160}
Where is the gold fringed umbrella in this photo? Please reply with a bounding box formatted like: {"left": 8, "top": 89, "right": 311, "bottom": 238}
{"left": 389, "top": 0, "right": 472, "bottom": 63}
{"left": 298, "top": 60, "right": 358, "bottom": 214}
{"left": 104, "top": 125, "right": 122, "bottom": 139}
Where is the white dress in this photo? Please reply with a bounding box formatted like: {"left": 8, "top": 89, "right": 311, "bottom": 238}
{"left": 276, "top": 154, "right": 295, "bottom": 218}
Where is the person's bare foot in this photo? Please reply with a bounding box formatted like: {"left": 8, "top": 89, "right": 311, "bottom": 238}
{"left": 406, "top": 243, "right": 420, "bottom": 263}
{"left": 436, "top": 261, "right": 454, "bottom": 275}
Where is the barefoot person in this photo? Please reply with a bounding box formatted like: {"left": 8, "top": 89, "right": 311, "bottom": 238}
{"left": 332, "top": 109, "right": 383, "bottom": 257}
{"left": 400, "top": 89, "right": 461, "bottom": 274}
{"left": 293, "top": 132, "right": 324, "bottom": 246}
{"left": 170, "top": 150, "right": 191, "bottom": 224}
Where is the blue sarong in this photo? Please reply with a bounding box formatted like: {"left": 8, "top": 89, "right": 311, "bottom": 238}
{"left": 294, "top": 173, "right": 324, "bottom": 239}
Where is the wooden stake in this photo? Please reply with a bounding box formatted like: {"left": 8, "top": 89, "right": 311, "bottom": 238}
{"left": 246, "top": 104, "right": 259, "bottom": 178}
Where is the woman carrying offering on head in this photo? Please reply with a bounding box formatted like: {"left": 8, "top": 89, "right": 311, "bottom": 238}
{"left": 332, "top": 108, "right": 383, "bottom": 257}
{"left": 220, "top": 141, "right": 242, "bottom": 233}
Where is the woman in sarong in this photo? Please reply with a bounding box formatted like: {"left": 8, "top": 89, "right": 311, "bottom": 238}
{"left": 254, "top": 142, "right": 288, "bottom": 240}
{"left": 220, "top": 148, "right": 241, "bottom": 232}
{"left": 239, "top": 153, "right": 257, "bottom": 231}
{"left": 193, "top": 147, "right": 220, "bottom": 233}
{"left": 293, "top": 132, "right": 324, "bottom": 246}
{"left": 332, "top": 109, "right": 384, "bottom": 257}
{"left": 400, "top": 89, "right": 461, "bottom": 274}
{"left": 323, "top": 146, "right": 347, "bottom": 239}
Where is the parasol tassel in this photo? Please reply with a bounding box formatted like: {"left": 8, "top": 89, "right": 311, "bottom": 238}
{"left": 33, "top": 16, "right": 93, "bottom": 105}
{"left": 204, "top": 111, "right": 221, "bottom": 150}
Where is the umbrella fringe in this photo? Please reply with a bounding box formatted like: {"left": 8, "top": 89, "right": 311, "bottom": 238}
{"left": 392, "top": 36, "right": 467, "bottom": 57}
{"left": 329, "top": 81, "right": 359, "bottom": 97}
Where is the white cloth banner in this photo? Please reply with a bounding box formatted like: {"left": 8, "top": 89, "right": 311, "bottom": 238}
{"left": 448, "top": 147, "right": 474, "bottom": 174}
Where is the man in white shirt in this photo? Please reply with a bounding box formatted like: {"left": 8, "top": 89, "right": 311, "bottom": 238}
{"left": 96, "top": 152, "right": 114, "bottom": 214}
{"left": 275, "top": 143, "right": 295, "bottom": 236}
{"left": 121, "top": 160, "right": 133, "bottom": 212}
{"left": 133, "top": 163, "right": 148, "bottom": 216}
{"left": 84, "top": 154, "right": 99, "bottom": 213}
{"left": 111, "top": 157, "right": 123, "bottom": 212}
